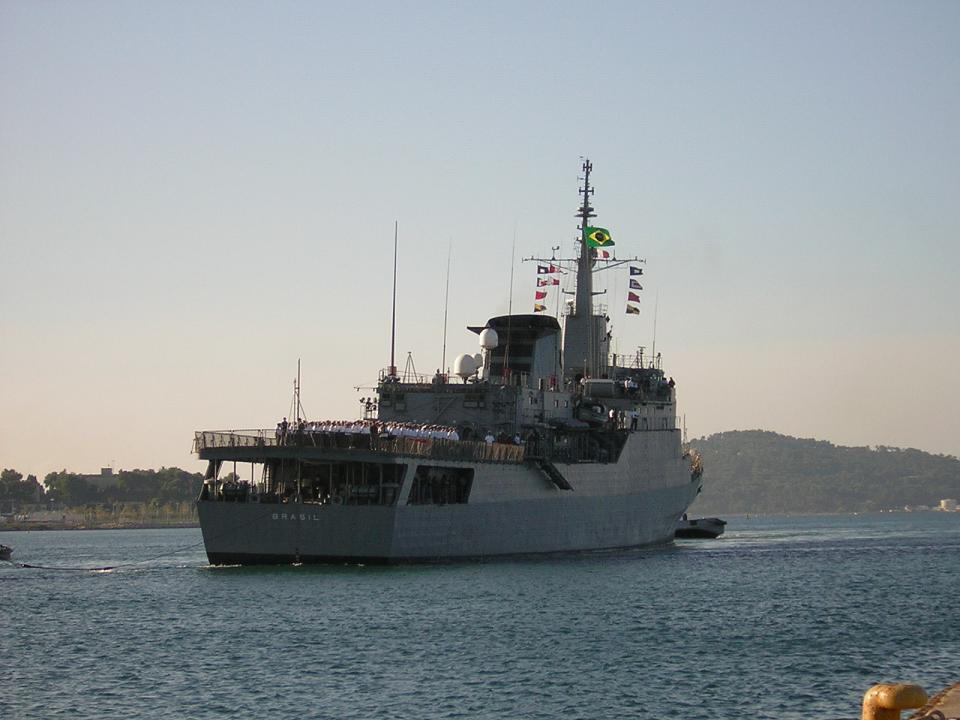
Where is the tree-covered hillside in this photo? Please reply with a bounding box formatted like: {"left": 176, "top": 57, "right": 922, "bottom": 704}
{"left": 687, "top": 430, "right": 960, "bottom": 514}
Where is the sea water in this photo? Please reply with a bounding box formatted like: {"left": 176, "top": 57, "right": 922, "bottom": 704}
{"left": 2, "top": 513, "right": 958, "bottom": 719}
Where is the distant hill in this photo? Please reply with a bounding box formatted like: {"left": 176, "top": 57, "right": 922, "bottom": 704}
{"left": 686, "top": 430, "right": 960, "bottom": 515}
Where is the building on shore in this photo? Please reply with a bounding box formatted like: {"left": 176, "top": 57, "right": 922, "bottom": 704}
{"left": 80, "top": 468, "right": 121, "bottom": 490}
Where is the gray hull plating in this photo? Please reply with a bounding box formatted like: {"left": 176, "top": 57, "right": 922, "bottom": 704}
{"left": 198, "top": 431, "right": 701, "bottom": 563}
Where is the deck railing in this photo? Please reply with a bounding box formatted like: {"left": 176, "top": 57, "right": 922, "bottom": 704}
{"left": 194, "top": 418, "right": 681, "bottom": 466}
{"left": 193, "top": 430, "right": 526, "bottom": 464}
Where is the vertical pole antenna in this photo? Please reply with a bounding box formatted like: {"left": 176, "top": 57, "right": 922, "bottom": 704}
{"left": 651, "top": 289, "right": 659, "bottom": 368}
{"left": 296, "top": 358, "right": 301, "bottom": 421}
{"left": 503, "top": 223, "right": 517, "bottom": 382}
{"left": 390, "top": 221, "right": 398, "bottom": 377}
{"left": 441, "top": 239, "right": 452, "bottom": 373}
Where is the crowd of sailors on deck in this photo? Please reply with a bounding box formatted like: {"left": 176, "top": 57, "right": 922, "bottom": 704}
{"left": 272, "top": 417, "right": 541, "bottom": 448}
{"left": 273, "top": 408, "right": 666, "bottom": 448}
{"left": 619, "top": 375, "right": 675, "bottom": 398}
{"left": 275, "top": 418, "right": 462, "bottom": 445}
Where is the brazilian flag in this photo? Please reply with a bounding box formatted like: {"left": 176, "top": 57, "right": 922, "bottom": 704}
{"left": 586, "top": 227, "right": 614, "bottom": 247}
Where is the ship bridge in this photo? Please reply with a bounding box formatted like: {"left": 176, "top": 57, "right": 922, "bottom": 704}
{"left": 467, "top": 314, "right": 561, "bottom": 388}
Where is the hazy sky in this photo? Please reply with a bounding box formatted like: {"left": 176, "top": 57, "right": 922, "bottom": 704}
{"left": 2, "top": 1, "right": 958, "bottom": 479}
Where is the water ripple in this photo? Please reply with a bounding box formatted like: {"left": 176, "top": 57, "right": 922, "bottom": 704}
{"left": 1, "top": 514, "right": 958, "bottom": 719}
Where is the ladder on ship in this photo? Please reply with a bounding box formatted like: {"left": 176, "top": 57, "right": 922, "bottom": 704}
{"left": 534, "top": 459, "right": 573, "bottom": 491}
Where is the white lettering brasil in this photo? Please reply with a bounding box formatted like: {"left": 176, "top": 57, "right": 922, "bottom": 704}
{"left": 271, "top": 513, "right": 321, "bottom": 521}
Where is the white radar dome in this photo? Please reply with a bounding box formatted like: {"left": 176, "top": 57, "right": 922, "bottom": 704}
{"left": 479, "top": 328, "right": 499, "bottom": 350}
{"left": 453, "top": 353, "right": 478, "bottom": 379}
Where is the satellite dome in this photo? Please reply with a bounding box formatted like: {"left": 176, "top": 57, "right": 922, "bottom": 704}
{"left": 479, "top": 328, "right": 499, "bottom": 350}
{"left": 453, "top": 353, "right": 478, "bottom": 380}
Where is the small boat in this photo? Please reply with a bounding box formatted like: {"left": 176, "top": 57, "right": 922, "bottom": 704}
{"left": 0, "top": 544, "right": 12, "bottom": 561}
{"left": 675, "top": 515, "right": 726, "bottom": 539}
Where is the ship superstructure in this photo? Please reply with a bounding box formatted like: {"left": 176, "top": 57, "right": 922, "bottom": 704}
{"left": 194, "top": 160, "right": 703, "bottom": 564}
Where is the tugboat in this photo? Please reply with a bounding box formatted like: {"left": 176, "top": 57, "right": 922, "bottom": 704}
{"left": 675, "top": 515, "right": 726, "bottom": 539}
{"left": 193, "top": 159, "right": 706, "bottom": 564}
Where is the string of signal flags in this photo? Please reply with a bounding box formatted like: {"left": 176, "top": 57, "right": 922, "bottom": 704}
{"left": 533, "top": 264, "right": 561, "bottom": 312}
{"left": 530, "top": 226, "right": 645, "bottom": 315}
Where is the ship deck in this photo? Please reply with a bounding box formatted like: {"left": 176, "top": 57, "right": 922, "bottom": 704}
{"left": 194, "top": 430, "right": 527, "bottom": 464}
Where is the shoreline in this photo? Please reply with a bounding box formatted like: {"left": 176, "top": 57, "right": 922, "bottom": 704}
{"left": 5, "top": 510, "right": 955, "bottom": 534}
{"left": 0, "top": 522, "right": 199, "bottom": 532}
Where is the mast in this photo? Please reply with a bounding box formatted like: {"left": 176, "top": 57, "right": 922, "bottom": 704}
{"left": 564, "top": 158, "right": 598, "bottom": 379}
{"left": 290, "top": 358, "right": 305, "bottom": 422}
{"left": 389, "top": 221, "right": 398, "bottom": 378}
{"left": 525, "top": 159, "right": 635, "bottom": 383}
{"left": 577, "top": 159, "right": 596, "bottom": 374}
{"left": 651, "top": 289, "right": 659, "bottom": 369}
{"left": 441, "top": 240, "right": 451, "bottom": 374}
{"left": 504, "top": 224, "right": 517, "bottom": 383}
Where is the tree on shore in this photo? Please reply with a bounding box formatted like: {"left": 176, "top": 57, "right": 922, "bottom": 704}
{"left": 1, "top": 468, "right": 45, "bottom": 504}
{"left": 42, "top": 468, "right": 204, "bottom": 508}
{"left": 44, "top": 471, "right": 98, "bottom": 506}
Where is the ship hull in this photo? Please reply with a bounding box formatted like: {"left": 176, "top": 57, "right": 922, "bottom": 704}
{"left": 197, "top": 431, "right": 701, "bottom": 564}
{"left": 199, "top": 485, "right": 694, "bottom": 564}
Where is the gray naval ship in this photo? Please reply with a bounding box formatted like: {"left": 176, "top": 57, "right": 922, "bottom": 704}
{"left": 194, "top": 160, "right": 704, "bottom": 564}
